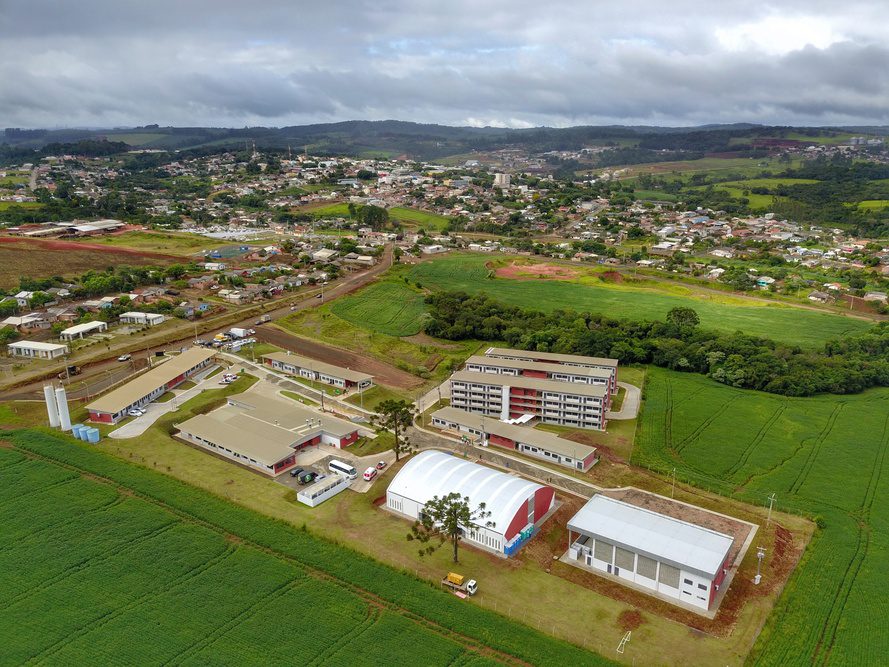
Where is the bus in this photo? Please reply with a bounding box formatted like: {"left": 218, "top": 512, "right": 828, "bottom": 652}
{"left": 329, "top": 459, "right": 357, "bottom": 479}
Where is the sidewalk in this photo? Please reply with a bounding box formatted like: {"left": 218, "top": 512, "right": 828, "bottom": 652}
{"left": 606, "top": 382, "right": 641, "bottom": 420}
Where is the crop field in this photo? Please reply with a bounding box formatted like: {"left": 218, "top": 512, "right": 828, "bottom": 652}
{"left": 857, "top": 199, "right": 889, "bottom": 211}
{"left": 0, "top": 430, "right": 609, "bottom": 667}
{"left": 388, "top": 206, "right": 451, "bottom": 230}
{"left": 614, "top": 156, "right": 803, "bottom": 182}
{"left": 330, "top": 281, "right": 427, "bottom": 336}
{"left": 88, "top": 230, "right": 217, "bottom": 255}
{"left": 0, "top": 201, "right": 42, "bottom": 210}
{"left": 0, "top": 241, "right": 180, "bottom": 289}
{"left": 406, "top": 254, "right": 873, "bottom": 347}
{"left": 635, "top": 368, "right": 889, "bottom": 665}
{"left": 105, "top": 132, "right": 168, "bottom": 146}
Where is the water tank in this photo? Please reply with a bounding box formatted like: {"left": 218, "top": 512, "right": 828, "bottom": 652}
{"left": 55, "top": 387, "right": 72, "bottom": 431}
{"left": 86, "top": 428, "right": 100, "bottom": 444}
{"left": 43, "top": 385, "right": 60, "bottom": 428}
{"left": 71, "top": 424, "right": 86, "bottom": 440}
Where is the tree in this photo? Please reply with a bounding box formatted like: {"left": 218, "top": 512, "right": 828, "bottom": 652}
{"left": 666, "top": 306, "right": 700, "bottom": 329}
{"left": 371, "top": 399, "right": 416, "bottom": 462}
{"left": 408, "top": 492, "right": 494, "bottom": 563}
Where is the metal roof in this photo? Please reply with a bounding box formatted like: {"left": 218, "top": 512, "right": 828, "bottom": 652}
{"left": 233, "top": 395, "right": 358, "bottom": 438}
{"left": 431, "top": 406, "right": 596, "bottom": 460}
{"left": 464, "top": 355, "right": 614, "bottom": 379}
{"left": 567, "top": 495, "right": 734, "bottom": 578}
{"left": 450, "top": 370, "right": 607, "bottom": 398}
{"left": 387, "top": 450, "right": 546, "bottom": 535}
{"left": 485, "top": 347, "right": 618, "bottom": 368}
{"left": 86, "top": 347, "right": 215, "bottom": 415}
{"left": 262, "top": 351, "right": 373, "bottom": 384}
{"left": 8, "top": 340, "right": 68, "bottom": 352}
{"left": 60, "top": 321, "right": 107, "bottom": 335}
{"left": 176, "top": 408, "right": 298, "bottom": 465}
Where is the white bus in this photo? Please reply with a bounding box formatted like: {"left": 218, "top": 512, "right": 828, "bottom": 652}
{"left": 329, "top": 459, "right": 357, "bottom": 479}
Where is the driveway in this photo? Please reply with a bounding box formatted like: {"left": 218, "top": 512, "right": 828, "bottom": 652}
{"left": 606, "top": 382, "right": 640, "bottom": 420}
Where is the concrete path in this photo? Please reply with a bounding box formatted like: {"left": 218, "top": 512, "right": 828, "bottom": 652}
{"left": 606, "top": 382, "right": 640, "bottom": 420}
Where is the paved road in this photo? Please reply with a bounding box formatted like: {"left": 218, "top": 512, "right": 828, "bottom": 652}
{"left": 606, "top": 382, "right": 641, "bottom": 420}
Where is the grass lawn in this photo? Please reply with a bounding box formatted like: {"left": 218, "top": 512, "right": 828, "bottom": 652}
{"left": 635, "top": 366, "right": 889, "bottom": 664}
{"left": 0, "top": 201, "right": 42, "bottom": 210}
{"left": 330, "top": 280, "right": 427, "bottom": 337}
{"left": 388, "top": 207, "right": 451, "bottom": 231}
{"left": 105, "top": 131, "right": 168, "bottom": 146}
{"left": 280, "top": 389, "right": 318, "bottom": 407}
{"left": 155, "top": 391, "right": 176, "bottom": 403}
{"left": 235, "top": 341, "right": 280, "bottom": 361}
{"left": 348, "top": 431, "right": 395, "bottom": 457}
{"left": 857, "top": 199, "right": 889, "bottom": 211}
{"left": 345, "top": 384, "right": 410, "bottom": 411}
{"left": 406, "top": 253, "right": 873, "bottom": 348}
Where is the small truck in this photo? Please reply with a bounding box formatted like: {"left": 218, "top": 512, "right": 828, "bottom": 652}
{"left": 57, "top": 365, "right": 81, "bottom": 380}
{"left": 255, "top": 314, "right": 271, "bottom": 325}
{"left": 441, "top": 572, "right": 477, "bottom": 597}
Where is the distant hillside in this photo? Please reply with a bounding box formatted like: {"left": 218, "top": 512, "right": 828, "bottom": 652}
{"left": 2, "top": 121, "right": 882, "bottom": 161}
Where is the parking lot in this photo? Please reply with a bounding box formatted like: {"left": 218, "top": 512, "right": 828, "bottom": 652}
{"left": 274, "top": 448, "right": 396, "bottom": 494}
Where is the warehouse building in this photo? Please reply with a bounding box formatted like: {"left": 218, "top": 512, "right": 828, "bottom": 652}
{"left": 120, "top": 312, "right": 166, "bottom": 327}
{"left": 86, "top": 347, "right": 216, "bottom": 424}
{"left": 59, "top": 321, "right": 108, "bottom": 340}
{"left": 431, "top": 406, "right": 599, "bottom": 472}
{"left": 386, "top": 450, "right": 555, "bottom": 557}
{"left": 566, "top": 495, "right": 734, "bottom": 611}
{"left": 262, "top": 351, "right": 373, "bottom": 390}
{"left": 7, "top": 340, "right": 69, "bottom": 359}
{"left": 464, "top": 354, "right": 614, "bottom": 400}
{"left": 484, "top": 347, "right": 618, "bottom": 394}
{"left": 449, "top": 370, "right": 608, "bottom": 430}
{"left": 176, "top": 394, "right": 361, "bottom": 476}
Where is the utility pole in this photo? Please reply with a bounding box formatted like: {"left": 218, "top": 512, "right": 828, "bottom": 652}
{"left": 766, "top": 493, "right": 777, "bottom": 527}
{"left": 671, "top": 467, "right": 677, "bottom": 498}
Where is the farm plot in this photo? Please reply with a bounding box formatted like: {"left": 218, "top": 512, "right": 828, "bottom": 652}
{"left": 634, "top": 368, "right": 889, "bottom": 665}
{"left": 0, "top": 431, "right": 610, "bottom": 667}
{"left": 407, "top": 254, "right": 873, "bottom": 348}
{"left": 330, "top": 281, "right": 427, "bottom": 336}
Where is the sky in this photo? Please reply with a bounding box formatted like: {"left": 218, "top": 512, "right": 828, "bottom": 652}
{"left": 1, "top": 0, "right": 888, "bottom": 129}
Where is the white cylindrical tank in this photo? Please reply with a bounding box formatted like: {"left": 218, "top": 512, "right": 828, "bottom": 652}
{"left": 55, "top": 387, "right": 72, "bottom": 431}
{"left": 44, "top": 385, "right": 60, "bottom": 428}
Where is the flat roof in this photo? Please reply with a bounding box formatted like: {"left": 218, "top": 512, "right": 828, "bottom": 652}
{"left": 60, "top": 321, "right": 107, "bottom": 335}
{"left": 87, "top": 347, "right": 215, "bottom": 415}
{"left": 233, "top": 395, "right": 358, "bottom": 438}
{"left": 450, "top": 370, "right": 608, "bottom": 398}
{"left": 8, "top": 340, "right": 68, "bottom": 351}
{"left": 464, "top": 355, "right": 614, "bottom": 379}
{"left": 121, "top": 311, "right": 164, "bottom": 319}
{"left": 485, "top": 347, "right": 618, "bottom": 368}
{"left": 432, "top": 406, "right": 596, "bottom": 460}
{"left": 567, "top": 495, "right": 734, "bottom": 578}
{"left": 263, "top": 351, "right": 373, "bottom": 383}
{"left": 177, "top": 409, "right": 297, "bottom": 465}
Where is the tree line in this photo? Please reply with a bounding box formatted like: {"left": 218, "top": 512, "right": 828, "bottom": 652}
{"left": 424, "top": 291, "right": 889, "bottom": 396}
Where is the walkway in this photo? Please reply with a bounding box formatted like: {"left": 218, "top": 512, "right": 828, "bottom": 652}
{"left": 606, "top": 382, "right": 641, "bottom": 420}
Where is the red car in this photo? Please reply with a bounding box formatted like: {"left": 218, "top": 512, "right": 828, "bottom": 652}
{"left": 375, "top": 460, "right": 387, "bottom": 470}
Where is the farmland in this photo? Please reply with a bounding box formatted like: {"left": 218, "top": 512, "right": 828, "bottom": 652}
{"left": 405, "top": 254, "right": 873, "bottom": 348}
{"left": 634, "top": 368, "right": 889, "bottom": 665}
{"left": 299, "top": 202, "right": 451, "bottom": 230}
{"left": 85, "top": 230, "right": 218, "bottom": 256}
{"left": 330, "top": 281, "right": 427, "bottom": 336}
{"left": 1, "top": 429, "right": 609, "bottom": 667}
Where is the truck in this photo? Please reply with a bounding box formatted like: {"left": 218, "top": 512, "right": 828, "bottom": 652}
{"left": 229, "top": 327, "right": 250, "bottom": 339}
{"left": 255, "top": 314, "right": 271, "bottom": 325}
{"left": 57, "top": 365, "right": 81, "bottom": 380}
{"left": 441, "top": 572, "right": 477, "bottom": 597}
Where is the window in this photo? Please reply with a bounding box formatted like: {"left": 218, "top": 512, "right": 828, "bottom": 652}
{"left": 698, "top": 583, "right": 707, "bottom": 591}
{"left": 683, "top": 578, "right": 694, "bottom": 586}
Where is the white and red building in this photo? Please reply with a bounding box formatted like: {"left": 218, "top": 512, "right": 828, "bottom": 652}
{"left": 483, "top": 347, "right": 618, "bottom": 395}
{"left": 262, "top": 351, "right": 373, "bottom": 390}
{"left": 431, "top": 406, "right": 599, "bottom": 472}
{"left": 386, "top": 450, "right": 555, "bottom": 557}
{"left": 464, "top": 354, "right": 615, "bottom": 401}
{"left": 86, "top": 347, "right": 216, "bottom": 424}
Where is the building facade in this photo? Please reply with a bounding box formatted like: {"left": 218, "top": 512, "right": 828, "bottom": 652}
{"left": 7, "top": 340, "right": 69, "bottom": 359}
{"left": 464, "top": 355, "right": 614, "bottom": 401}
{"left": 483, "top": 347, "right": 618, "bottom": 395}
{"left": 262, "top": 351, "right": 373, "bottom": 390}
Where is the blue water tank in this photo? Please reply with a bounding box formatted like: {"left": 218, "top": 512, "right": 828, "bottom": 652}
{"left": 87, "top": 428, "right": 100, "bottom": 444}
{"left": 72, "top": 424, "right": 85, "bottom": 440}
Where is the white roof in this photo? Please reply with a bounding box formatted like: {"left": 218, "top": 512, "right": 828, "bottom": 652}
{"left": 60, "top": 321, "right": 106, "bottom": 335}
{"left": 568, "top": 495, "right": 733, "bottom": 577}
{"left": 8, "top": 340, "right": 68, "bottom": 352}
{"left": 387, "top": 450, "right": 545, "bottom": 535}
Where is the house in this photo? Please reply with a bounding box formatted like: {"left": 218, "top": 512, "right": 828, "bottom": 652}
{"left": 120, "top": 312, "right": 166, "bottom": 327}
{"left": 863, "top": 292, "right": 888, "bottom": 303}
{"left": 808, "top": 291, "right": 831, "bottom": 303}
{"left": 312, "top": 248, "right": 338, "bottom": 263}
{"left": 8, "top": 340, "right": 69, "bottom": 360}
{"left": 1, "top": 313, "right": 51, "bottom": 332}
{"left": 59, "top": 320, "right": 108, "bottom": 340}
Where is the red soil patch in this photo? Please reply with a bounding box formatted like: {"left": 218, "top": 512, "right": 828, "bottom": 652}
{"left": 600, "top": 270, "right": 623, "bottom": 283}
{"left": 617, "top": 609, "right": 644, "bottom": 631}
{"left": 0, "top": 235, "right": 181, "bottom": 260}
{"left": 494, "top": 261, "right": 580, "bottom": 281}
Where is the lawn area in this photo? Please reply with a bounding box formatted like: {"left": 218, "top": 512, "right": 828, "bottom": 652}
{"left": 348, "top": 430, "right": 396, "bottom": 456}
{"left": 89, "top": 230, "right": 218, "bottom": 255}
{"left": 0, "top": 201, "right": 43, "bottom": 210}
{"left": 635, "top": 367, "right": 889, "bottom": 665}
{"left": 632, "top": 189, "right": 680, "bottom": 202}
{"left": 406, "top": 253, "right": 873, "bottom": 348}
{"left": 388, "top": 206, "right": 451, "bottom": 231}
{"left": 0, "top": 429, "right": 603, "bottom": 667}
{"left": 345, "top": 384, "right": 410, "bottom": 411}
{"left": 302, "top": 202, "right": 352, "bottom": 217}
{"left": 105, "top": 132, "right": 168, "bottom": 146}
{"left": 330, "top": 280, "right": 427, "bottom": 337}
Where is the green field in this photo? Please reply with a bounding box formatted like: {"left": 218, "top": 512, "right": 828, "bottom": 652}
{"left": 0, "top": 429, "right": 608, "bottom": 667}
{"left": 106, "top": 132, "right": 169, "bottom": 146}
{"left": 388, "top": 206, "right": 451, "bottom": 231}
{"left": 634, "top": 368, "right": 889, "bottom": 665}
{"left": 88, "top": 230, "right": 217, "bottom": 255}
{"left": 406, "top": 254, "right": 874, "bottom": 348}
{"left": 0, "top": 201, "right": 42, "bottom": 210}
{"left": 857, "top": 200, "right": 889, "bottom": 211}
{"left": 330, "top": 281, "right": 427, "bottom": 336}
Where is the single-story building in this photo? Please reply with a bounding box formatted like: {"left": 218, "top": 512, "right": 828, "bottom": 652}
{"left": 386, "top": 450, "right": 555, "bottom": 557}
{"left": 86, "top": 347, "right": 216, "bottom": 424}
{"left": 431, "top": 406, "right": 599, "bottom": 472}
{"left": 59, "top": 320, "right": 108, "bottom": 340}
{"left": 566, "top": 495, "right": 734, "bottom": 611}
{"left": 262, "top": 351, "right": 373, "bottom": 390}
{"left": 297, "top": 474, "right": 352, "bottom": 507}
{"left": 120, "top": 311, "right": 166, "bottom": 327}
{"left": 8, "top": 340, "right": 69, "bottom": 360}
{"left": 175, "top": 394, "right": 361, "bottom": 476}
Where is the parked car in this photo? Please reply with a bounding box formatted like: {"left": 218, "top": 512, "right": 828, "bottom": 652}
{"left": 289, "top": 467, "right": 305, "bottom": 478}
{"left": 375, "top": 460, "right": 387, "bottom": 470}
{"left": 363, "top": 467, "right": 377, "bottom": 482}
{"left": 117, "top": 354, "right": 131, "bottom": 362}
{"left": 127, "top": 408, "right": 144, "bottom": 418}
{"left": 298, "top": 471, "right": 317, "bottom": 485}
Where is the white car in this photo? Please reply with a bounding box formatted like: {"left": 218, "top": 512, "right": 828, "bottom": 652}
{"left": 127, "top": 408, "right": 145, "bottom": 417}
{"left": 117, "top": 354, "right": 131, "bottom": 362}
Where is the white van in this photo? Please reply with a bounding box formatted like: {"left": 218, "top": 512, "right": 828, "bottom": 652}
{"left": 329, "top": 459, "right": 357, "bottom": 479}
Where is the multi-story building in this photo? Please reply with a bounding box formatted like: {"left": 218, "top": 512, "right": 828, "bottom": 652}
{"left": 449, "top": 370, "right": 608, "bottom": 430}
{"left": 483, "top": 347, "right": 618, "bottom": 395}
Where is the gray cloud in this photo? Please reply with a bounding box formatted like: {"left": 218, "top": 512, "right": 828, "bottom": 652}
{"left": 1, "top": 0, "right": 889, "bottom": 128}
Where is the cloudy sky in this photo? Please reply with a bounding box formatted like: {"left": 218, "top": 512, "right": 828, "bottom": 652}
{"left": 2, "top": 0, "right": 888, "bottom": 129}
